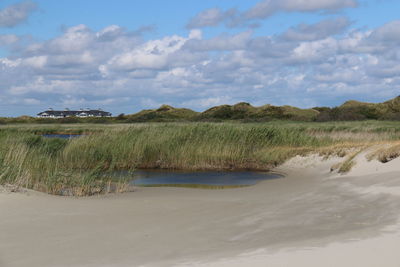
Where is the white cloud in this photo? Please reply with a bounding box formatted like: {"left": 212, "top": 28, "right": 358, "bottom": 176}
{"left": 184, "top": 31, "right": 252, "bottom": 51}
{"left": 182, "top": 96, "right": 234, "bottom": 109}
{"left": 187, "top": 8, "right": 237, "bottom": 29}
{"left": 281, "top": 17, "right": 351, "bottom": 41}
{"left": 22, "top": 56, "right": 47, "bottom": 68}
{"left": 22, "top": 98, "right": 40, "bottom": 105}
{"left": 245, "top": 0, "right": 357, "bottom": 19}
{"left": 291, "top": 37, "right": 338, "bottom": 62}
{"left": 0, "top": 58, "right": 21, "bottom": 68}
{"left": 0, "top": 34, "right": 19, "bottom": 46}
{"left": 0, "top": 1, "right": 37, "bottom": 28}
{"left": 1, "top": 18, "right": 400, "bottom": 116}
{"left": 370, "top": 20, "right": 400, "bottom": 43}
{"left": 103, "top": 31, "right": 200, "bottom": 72}
{"left": 188, "top": 0, "right": 358, "bottom": 29}
{"left": 96, "top": 25, "right": 124, "bottom": 40}
{"left": 189, "top": 29, "right": 202, "bottom": 40}
{"left": 47, "top": 24, "right": 93, "bottom": 53}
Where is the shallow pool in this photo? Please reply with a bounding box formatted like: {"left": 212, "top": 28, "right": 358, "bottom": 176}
{"left": 42, "top": 134, "right": 83, "bottom": 139}
{"left": 130, "top": 169, "right": 282, "bottom": 187}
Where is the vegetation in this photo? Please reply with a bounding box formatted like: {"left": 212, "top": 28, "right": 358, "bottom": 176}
{"left": 197, "top": 102, "right": 319, "bottom": 122}
{"left": 1, "top": 96, "right": 399, "bottom": 124}
{"left": 337, "top": 149, "right": 363, "bottom": 173}
{"left": 367, "top": 142, "right": 400, "bottom": 163}
{"left": 0, "top": 121, "right": 400, "bottom": 196}
{"left": 125, "top": 105, "right": 199, "bottom": 122}
{"left": 315, "top": 96, "right": 400, "bottom": 121}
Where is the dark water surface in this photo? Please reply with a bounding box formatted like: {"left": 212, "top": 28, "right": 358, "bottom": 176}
{"left": 131, "top": 169, "right": 283, "bottom": 187}
{"left": 42, "top": 134, "right": 83, "bottom": 139}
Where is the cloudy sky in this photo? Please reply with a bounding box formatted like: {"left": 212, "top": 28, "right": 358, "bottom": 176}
{"left": 0, "top": 0, "right": 399, "bottom": 116}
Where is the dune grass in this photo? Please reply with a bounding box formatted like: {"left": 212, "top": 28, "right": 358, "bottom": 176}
{"left": 367, "top": 142, "right": 400, "bottom": 163}
{"left": 0, "top": 121, "right": 399, "bottom": 195}
{"left": 337, "top": 149, "right": 363, "bottom": 173}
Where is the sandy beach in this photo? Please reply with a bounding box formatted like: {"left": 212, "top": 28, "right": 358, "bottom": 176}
{"left": 1, "top": 154, "right": 400, "bottom": 267}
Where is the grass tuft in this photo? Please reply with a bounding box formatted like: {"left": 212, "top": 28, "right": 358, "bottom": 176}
{"left": 367, "top": 143, "right": 400, "bottom": 163}
{"left": 337, "top": 149, "right": 365, "bottom": 173}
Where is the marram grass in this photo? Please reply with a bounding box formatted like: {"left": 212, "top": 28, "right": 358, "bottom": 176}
{"left": 0, "top": 122, "right": 399, "bottom": 196}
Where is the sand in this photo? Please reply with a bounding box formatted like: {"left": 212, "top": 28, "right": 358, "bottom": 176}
{"left": 1, "top": 153, "right": 400, "bottom": 267}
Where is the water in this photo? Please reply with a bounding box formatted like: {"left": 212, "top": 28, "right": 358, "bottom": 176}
{"left": 131, "top": 169, "right": 282, "bottom": 187}
{"left": 42, "top": 134, "right": 82, "bottom": 139}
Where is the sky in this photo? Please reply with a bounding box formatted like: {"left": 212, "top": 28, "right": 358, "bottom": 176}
{"left": 0, "top": 0, "right": 399, "bottom": 116}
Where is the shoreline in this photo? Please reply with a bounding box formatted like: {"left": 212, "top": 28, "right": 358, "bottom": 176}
{"left": 1, "top": 153, "right": 400, "bottom": 266}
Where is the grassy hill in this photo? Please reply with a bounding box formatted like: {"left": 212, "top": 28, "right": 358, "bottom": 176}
{"left": 198, "top": 102, "right": 319, "bottom": 122}
{"left": 315, "top": 96, "right": 400, "bottom": 121}
{"left": 1, "top": 96, "right": 400, "bottom": 124}
{"left": 123, "top": 105, "right": 199, "bottom": 122}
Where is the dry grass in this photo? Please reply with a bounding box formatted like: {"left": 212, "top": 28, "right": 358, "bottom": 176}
{"left": 367, "top": 142, "right": 400, "bottom": 163}
{"left": 338, "top": 151, "right": 359, "bottom": 173}
{"left": 328, "top": 148, "right": 363, "bottom": 174}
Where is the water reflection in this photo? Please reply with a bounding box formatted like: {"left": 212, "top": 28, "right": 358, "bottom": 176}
{"left": 131, "top": 169, "right": 282, "bottom": 187}
{"left": 42, "top": 134, "right": 83, "bottom": 139}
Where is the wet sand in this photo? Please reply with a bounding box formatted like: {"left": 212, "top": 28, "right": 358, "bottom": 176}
{"left": 1, "top": 154, "right": 400, "bottom": 267}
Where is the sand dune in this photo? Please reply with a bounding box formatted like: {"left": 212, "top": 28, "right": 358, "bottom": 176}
{"left": 1, "top": 154, "right": 400, "bottom": 267}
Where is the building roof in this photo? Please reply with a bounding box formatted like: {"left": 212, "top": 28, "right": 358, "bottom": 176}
{"left": 37, "top": 109, "right": 112, "bottom": 117}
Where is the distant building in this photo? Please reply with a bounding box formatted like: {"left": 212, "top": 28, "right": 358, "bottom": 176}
{"left": 37, "top": 108, "right": 112, "bottom": 118}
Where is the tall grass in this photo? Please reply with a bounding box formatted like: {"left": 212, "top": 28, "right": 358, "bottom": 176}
{"left": 61, "top": 123, "right": 331, "bottom": 171}
{"left": 0, "top": 122, "right": 399, "bottom": 195}
{"left": 0, "top": 131, "right": 120, "bottom": 195}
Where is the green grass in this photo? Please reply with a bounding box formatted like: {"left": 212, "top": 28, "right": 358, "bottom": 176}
{"left": 0, "top": 121, "right": 399, "bottom": 196}
{"left": 2, "top": 96, "right": 399, "bottom": 124}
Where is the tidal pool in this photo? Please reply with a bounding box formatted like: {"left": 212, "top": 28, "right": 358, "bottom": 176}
{"left": 130, "top": 169, "right": 282, "bottom": 187}
{"left": 42, "top": 134, "right": 83, "bottom": 139}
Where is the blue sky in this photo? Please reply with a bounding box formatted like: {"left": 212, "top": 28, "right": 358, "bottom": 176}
{"left": 0, "top": 0, "right": 399, "bottom": 116}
